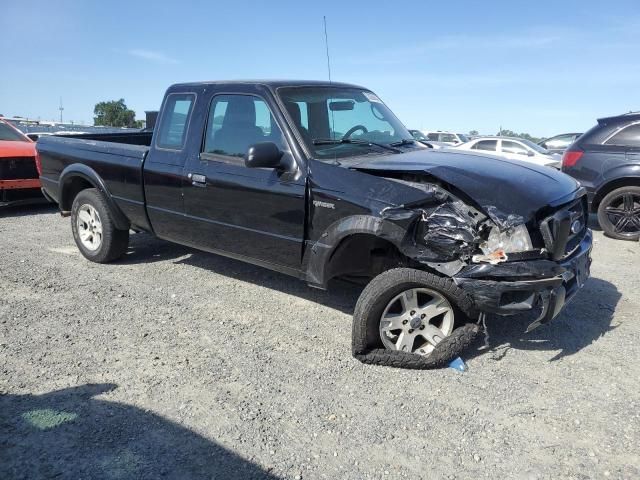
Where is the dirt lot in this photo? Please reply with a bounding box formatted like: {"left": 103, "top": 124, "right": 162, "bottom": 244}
{"left": 1, "top": 205, "right": 638, "bottom": 479}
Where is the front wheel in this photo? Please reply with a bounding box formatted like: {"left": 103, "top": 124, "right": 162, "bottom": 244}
{"left": 71, "top": 188, "right": 129, "bottom": 263}
{"left": 597, "top": 186, "right": 640, "bottom": 241}
{"left": 352, "top": 268, "right": 478, "bottom": 369}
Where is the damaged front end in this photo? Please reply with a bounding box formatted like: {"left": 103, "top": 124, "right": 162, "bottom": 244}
{"left": 380, "top": 176, "right": 593, "bottom": 332}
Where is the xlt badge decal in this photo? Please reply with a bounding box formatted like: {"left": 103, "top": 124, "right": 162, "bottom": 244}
{"left": 313, "top": 200, "right": 335, "bottom": 209}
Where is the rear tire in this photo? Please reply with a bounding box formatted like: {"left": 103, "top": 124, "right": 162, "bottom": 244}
{"left": 71, "top": 188, "right": 129, "bottom": 262}
{"left": 597, "top": 186, "right": 640, "bottom": 241}
{"left": 352, "top": 268, "right": 477, "bottom": 369}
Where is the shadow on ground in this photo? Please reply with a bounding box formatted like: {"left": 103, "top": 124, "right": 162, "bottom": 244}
{"left": 119, "top": 233, "right": 620, "bottom": 360}
{"left": 119, "top": 231, "right": 195, "bottom": 265}
{"left": 119, "top": 232, "right": 362, "bottom": 314}
{"left": 465, "top": 277, "right": 621, "bottom": 362}
{"left": 0, "top": 203, "right": 56, "bottom": 219}
{"left": 0, "top": 384, "right": 279, "bottom": 480}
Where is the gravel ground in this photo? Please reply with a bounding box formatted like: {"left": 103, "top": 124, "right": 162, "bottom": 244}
{"left": 1, "top": 205, "right": 639, "bottom": 480}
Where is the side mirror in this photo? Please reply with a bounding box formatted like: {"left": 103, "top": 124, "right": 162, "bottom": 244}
{"left": 527, "top": 150, "right": 535, "bottom": 157}
{"left": 27, "top": 133, "right": 39, "bottom": 141}
{"left": 245, "top": 142, "right": 284, "bottom": 169}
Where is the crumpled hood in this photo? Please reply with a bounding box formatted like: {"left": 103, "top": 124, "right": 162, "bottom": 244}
{"left": 346, "top": 148, "right": 580, "bottom": 221}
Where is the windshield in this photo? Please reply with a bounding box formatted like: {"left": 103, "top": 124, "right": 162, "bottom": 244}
{"left": 519, "top": 138, "right": 549, "bottom": 154}
{"left": 409, "top": 130, "right": 428, "bottom": 141}
{"left": 457, "top": 133, "right": 469, "bottom": 143}
{"left": 0, "top": 122, "right": 28, "bottom": 142}
{"left": 277, "top": 86, "right": 417, "bottom": 160}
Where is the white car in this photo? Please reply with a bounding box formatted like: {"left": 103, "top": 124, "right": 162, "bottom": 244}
{"left": 455, "top": 136, "right": 560, "bottom": 168}
{"left": 422, "top": 131, "right": 469, "bottom": 145}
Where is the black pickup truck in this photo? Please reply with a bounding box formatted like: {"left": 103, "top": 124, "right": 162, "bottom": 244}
{"left": 38, "top": 80, "right": 592, "bottom": 368}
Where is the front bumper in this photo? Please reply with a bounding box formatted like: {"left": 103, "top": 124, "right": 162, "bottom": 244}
{"left": 454, "top": 229, "right": 592, "bottom": 330}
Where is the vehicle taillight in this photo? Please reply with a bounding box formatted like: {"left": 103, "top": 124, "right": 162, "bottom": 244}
{"left": 562, "top": 149, "right": 583, "bottom": 169}
{"left": 35, "top": 149, "right": 42, "bottom": 176}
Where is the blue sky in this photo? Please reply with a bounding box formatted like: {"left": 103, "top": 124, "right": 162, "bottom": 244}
{"left": 1, "top": 0, "right": 639, "bottom": 136}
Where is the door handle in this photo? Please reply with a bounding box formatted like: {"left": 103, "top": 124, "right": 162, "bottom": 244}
{"left": 187, "top": 173, "right": 207, "bottom": 187}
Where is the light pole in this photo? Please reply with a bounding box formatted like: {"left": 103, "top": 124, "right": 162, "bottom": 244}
{"left": 59, "top": 97, "right": 64, "bottom": 124}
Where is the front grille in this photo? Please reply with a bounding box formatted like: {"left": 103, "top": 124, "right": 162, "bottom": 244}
{"left": 540, "top": 197, "right": 588, "bottom": 260}
{"left": 0, "top": 157, "right": 39, "bottom": 180}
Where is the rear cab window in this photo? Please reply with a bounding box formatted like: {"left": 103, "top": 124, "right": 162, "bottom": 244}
{"left": 156, "top": 93, "right": 195, "bottom": 150}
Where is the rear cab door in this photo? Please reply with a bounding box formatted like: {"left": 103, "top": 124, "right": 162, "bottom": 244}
{"left": 144, "top": 88, "right": 200, "bottom": 243}
{"left": 181, "top": 83, "right": 307, "bottom": 276}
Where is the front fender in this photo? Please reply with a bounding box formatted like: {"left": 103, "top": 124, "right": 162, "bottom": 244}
{"left": 304, "top": 214, "right": 409, "bottom": 288}
{"left": 59, "top": 164, "right": 130, "bottom": 230}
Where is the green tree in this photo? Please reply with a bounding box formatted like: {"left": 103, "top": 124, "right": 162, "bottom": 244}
{"left": 468, "top": 130, "right": 479, "bottom": 136}
{"left": 496, "top": 128, "right": 542, "bottom": 144}
{"left": 93, "top": 99, "right": 137, "bottom": 127}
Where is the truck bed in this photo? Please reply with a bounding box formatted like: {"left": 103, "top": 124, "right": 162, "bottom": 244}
{"left": 38, "top": 133, "right": 151, "bottom": 230}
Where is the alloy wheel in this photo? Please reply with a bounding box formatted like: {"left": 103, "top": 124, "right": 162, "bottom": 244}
{"left": 76, "top": 204, "right": 103, "bottom": 251}
{"left": 379, "top": 288, "right": 455, "bottom": 356}
{"left": 604, "top": 192, "right": 640, "bottom": 237}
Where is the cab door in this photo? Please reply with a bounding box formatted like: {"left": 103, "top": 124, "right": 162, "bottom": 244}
{"left": 143, "top": 92, "right": 197, "bottom": 242}
{"left": 181, "top": 90, "right": 306, "bottom": 274}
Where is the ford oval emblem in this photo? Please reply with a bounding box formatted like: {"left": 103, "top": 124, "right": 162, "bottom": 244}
{"left": 571, "top": 220, "right": 582, "bottom": 234}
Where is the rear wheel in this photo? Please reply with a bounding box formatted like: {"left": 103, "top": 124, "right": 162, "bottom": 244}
{"left": 71, "top": 188, "right": 129, "bottom": 262}
{"left": 597, "top": 186, "right": 640, "bottom": 241}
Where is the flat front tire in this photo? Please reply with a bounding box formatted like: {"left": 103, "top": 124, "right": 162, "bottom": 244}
{"left": 352, "top": 268, "right": 477, "bottom": 369}
{"left": 71, "top": 188, "right": 129, "bottom": 263}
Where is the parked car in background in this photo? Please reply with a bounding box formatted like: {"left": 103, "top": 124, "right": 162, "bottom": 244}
{"left": 0, "top": 119, "right": 43, "bottom": 206}
{"left": 422, "top": 131, "right": 469, "bottom": 145}
{"left": 408, "top": 130, "right": 448, "bottom": 149}
{"left": 455, "top": 136, "right": 560, "bottom": 168}
{"left": 538, "top": 132, "right": 583, "bottom": 154}
{"left": 562, "top": 112, "right": 640, "bottom": 240}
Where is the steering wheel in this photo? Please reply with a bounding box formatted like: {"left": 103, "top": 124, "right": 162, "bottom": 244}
{"left": 342, "top": 125, "right": 368, "bottom": 140}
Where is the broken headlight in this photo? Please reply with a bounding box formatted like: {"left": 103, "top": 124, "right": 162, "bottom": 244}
{"left": 476, "top": 224, "right": 533, "bottom": 262}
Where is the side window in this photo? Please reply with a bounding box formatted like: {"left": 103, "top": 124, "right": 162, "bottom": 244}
{"left": 545, "top": 134, "right": 573, "bottom": 149}
{"left": 502, "top": 140, "right": 529, "bottom": 155}
{"left": 156, "top": 93, "right": 195, "bottom": 150}
{"left": 472, "top": 140, "right": 497, "bottom": 151}
{"left": 427, "top": 133, "right": 439, "bottom": 141}
{"left": 440, "top": 133, "right": 457, "bottom": 143}
{"left": 605, "top": 124, "right": 640, "bottom": 147}
{"left": 203, "top": 94, "right": 287, "bottom": 162}
{"left": 541, "top": 135, "right": 577, "bottom": 149}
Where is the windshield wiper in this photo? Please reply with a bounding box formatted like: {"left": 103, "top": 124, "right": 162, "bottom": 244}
{"left": 312, "top": 138, "right": 403, "bottom": 153}
{"left": 389, "top": 139, "right": 418, "bottom": 147}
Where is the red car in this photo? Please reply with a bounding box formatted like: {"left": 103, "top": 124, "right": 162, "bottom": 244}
{"left": 0, "top": 119, "right": 43, "bottom": 206}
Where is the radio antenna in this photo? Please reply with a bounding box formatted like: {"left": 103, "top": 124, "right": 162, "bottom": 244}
{"left": 323, "top": 16, "right": 332, "bottom": 83}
